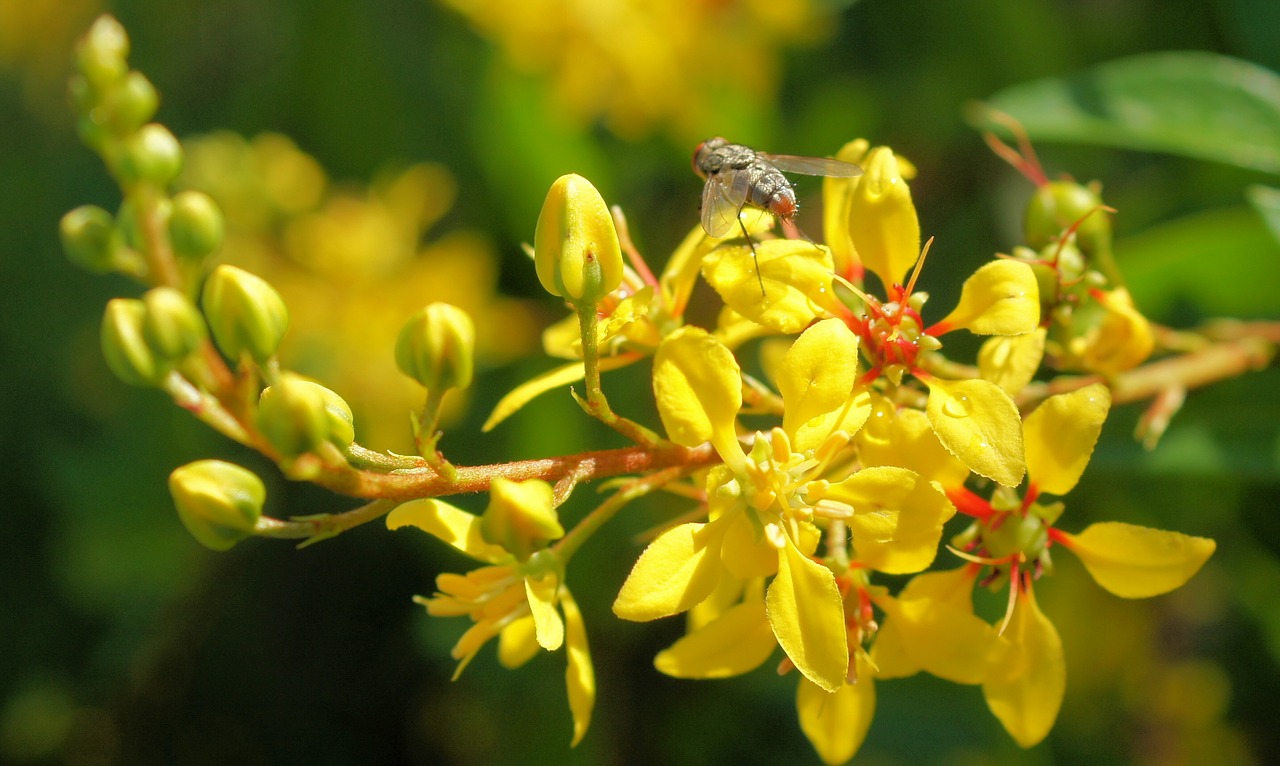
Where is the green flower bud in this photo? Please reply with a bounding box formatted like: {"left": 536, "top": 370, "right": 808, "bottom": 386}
{"left": 258, "top": 373, "right": 353, "bottom": 456}
{"left": 202, "top": 265, "right": 289, "bottom": 363}
{"left": 479, "top": 478, "right": 563, "bottom": 561}
{"left": 60, "top": 205, "right": 116, "bottom": 273}
{"left": 76, "top": 15, "right": 130, "bottom": 88}
{"left": 169, "top": 191, "right": 225, "bottom": 259}
{"left": 169, "top": 460, "right": 264, "bottom": 551}
{"left": 395, "top": 303, "right": 476, "bottom": 391}
{"left": 533, "top": 174, "right": 623, "bottom": 305}
{"left": 1024, "top": 180, "right": 1111, "bottom": 252}
{"left": 141, "top": 287, "right": 207, "bottom": 362}
{"left": 101, "top": 298, "right": 166, "bottom": 386}
{"left": 108, "top": 71, "right": 159, "bottom": 134}
{"left": 119, "top": 123, "right": 184, "bottom": 186}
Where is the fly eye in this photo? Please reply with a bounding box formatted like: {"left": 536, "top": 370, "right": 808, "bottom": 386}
{"left": 692, "top": 141, "right": 706, "bottom": 174}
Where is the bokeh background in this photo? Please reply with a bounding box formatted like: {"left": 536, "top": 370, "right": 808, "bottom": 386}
{"left": 2, "top": 0, "right": 1278, "bottom": 764}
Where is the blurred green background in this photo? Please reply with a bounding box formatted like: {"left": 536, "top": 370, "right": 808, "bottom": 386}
{"left": 2, "top": 0, "right": 1278, "bottom": 764}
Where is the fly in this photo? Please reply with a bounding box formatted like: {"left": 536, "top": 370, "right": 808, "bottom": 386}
{"left": 692, "top": 137, "right": 862, "bottom": 294}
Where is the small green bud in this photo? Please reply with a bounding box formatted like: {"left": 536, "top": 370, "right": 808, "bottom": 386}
{"left": 108, "top": 71, "right": 159, "bottom": 134}
{"left": 101, "top": 298, "right": 166, "bottom": 386}
{"left": 169, "top": 191, "right": 225, "bottom": 259}
{"left": 60, "top": 205, "right": 116, "bottom": 272}
{"left": 119, "top": 123, "right": 184, "bottom": 186}
{"left": 479, "top": 478, "right": 563, "bottom": 561}
{"left": 76, "top": 15, "right": 130, "bottom": 88}
{"left": 1024, "top": 180, "right": 1110, "bottom": 252}
{"left": 202, "top": 265, "right": 289, "bottom": 364}
{"left": 395, "top": 303, "right": 476, "bottom": 391}
{"left": 141, "top": 287, "right": 207, "bottom": 362}
{"left": 258, "top": 374, "right": 353, "bottom": 457}
{"left": 169, "top": 460, "right": 264, "bottom": 551}
{"left": 533, "top": 174, "right": 623, "bottom": 305}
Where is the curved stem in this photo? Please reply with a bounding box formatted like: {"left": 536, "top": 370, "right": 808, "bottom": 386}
{"left": 254, "top": 498, "right": 402, "bottom": 545}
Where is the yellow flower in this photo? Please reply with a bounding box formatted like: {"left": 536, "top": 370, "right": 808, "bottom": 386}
{"left": 386, "top": 492, "right": 595, "bottom": 746}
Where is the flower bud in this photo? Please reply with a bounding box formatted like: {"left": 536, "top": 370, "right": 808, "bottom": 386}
{"left": 395, "top": 303, "right": 476, "bottom": 391}
{"left": 202, "top": 265, "right": 289, "bottom": 363}
{"left": 1024, "top": 180, "right": 1111, "bottom": 253}
{"left": 480, "top": 478, "right": 563, "bottom": 561}
{"left": 60, "top": 205, "right": 116, "bottom": 273}
{"left": 101, "top": 298, "right": 165, "bottom": 386}
{"left": 169, "top": 191, "right": 225, "bottom": 259}
{"left": 141, "top": 286, "right": 207, "bottom": 362}
{"left": 169, "top": 460, "right": 264, "bottom": 551}
{"left": 533, "top": 174, "right": 622, "bottom": 305}
{"left": 119, "top": 123, "right": 184, "bottom": 186}
{"left": 76, "top": 15, "right": 129, "bottom": 88}
{"left": 107, "top": 70, "right": 159, "bottom": 134}
{"left": 258, "top": 373, "right": 353, "bottom": 457}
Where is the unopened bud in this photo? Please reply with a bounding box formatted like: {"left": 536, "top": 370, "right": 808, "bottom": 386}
{"left": 60, "top": 205, "right": 116, "bottom": 272}
{"left": 395, "top": 303, "right": 476, "bottom": 391}
{"left": 169, "top": 191, "right": 225, "bottom": 259}
{"left": 1024, "top": 180, "right": 1111, "bottom": 253}
{"left": 202, "top": 265, "right": 289, "bottom": 363}
{"left": 534, "top": 174, "right": 622, "bottom": 305}
{"left": 258, "top": 373, "right": 353, "bottom": 457}
{"left": 76, "top": 15, "right": 129, "bottom": 88}
{"left": 101, "top": 298, "right": 165, "bottom": 386}
{"left": 141, "top": 286, "right": 207, "bottom": 362}
{"left": 479, "top": 478, "right": 563, "bottom": 561}
{"left": 119, "top": 123, "right": 183, "bottom": 186}
{"left": 169, "top": 460, "right": 264, "bottom": 551}
{"left": 108, "top": 70, "right": 159, "bottom": 134}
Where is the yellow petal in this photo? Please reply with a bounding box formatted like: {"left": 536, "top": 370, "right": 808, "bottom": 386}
{"left": 846, "top": 146, "right": 920, "bottom": 291}
{"left": 983, "top": 587, "right": 1065, "bottom": 748}
{"left": 386, "top": 500, "right": 508, "bottom": 563}
{"left": 873, "top": 587, "right": 1002, "bottom": 685}
{"left": 720, "top": 511, "right": 780, "bottom": 580}
{"left": 661, "top": 224, "right": 719, "bottom": 319}
{"left": 612, "top": 522, "right": 725, "bottom": 621}
{"left": 796, "top": 661, "right": 875, "bottom": 766}
{"left": 483, "top": 353, "right": 641, "bottom": 432}
{"left": 858, "top": 399, "right": 970, "bottom": 488}
{"left": 1065, "top": 522, "right": 1216, "bottom": 598}
{"left": 766, "top": 536, "right": 848, "bottom": 692}
{"left": 701, "top": 239, "right": 836, "bottom": 334}
{"left": 1078, "top": 287, "right": 1154, "bottom": 375}
{"left": 818, "top": 466, "right": 955, "bottom": 574}
{"left": 525, "top": 572, "right": 564, "bottom": 650}
{"left": 932, "top": 260, "right": 1040, "bottom": 336}
{"left": 925, "top": 377, "right": 1026, "bottom": 487}
{"left": 1024, "top": 383, "right": 1111, "bottom": 496}
{"left": 497, "top": 615, "right": 540, "bottom": 669}
{"left": 978, "top": 327, "right": 1047, "bottom": 396}
{"left": 823, "top": 139, "right": 871, "bottom": 280}
{"left": 652, "top": 327, "right": 744, "bottom": 470}
{"left": 778, "top": 318, "right": 861, "bottom": 440}
{"left": 560, "top": 589, "right": 595, "bottom": 747}
{"left": 654, "top": 599, "right": 776, "bottom": 679}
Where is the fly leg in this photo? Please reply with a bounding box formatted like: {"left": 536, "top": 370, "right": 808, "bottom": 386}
{"left": 739, "top": 217, "right": 766, "bottom": 297}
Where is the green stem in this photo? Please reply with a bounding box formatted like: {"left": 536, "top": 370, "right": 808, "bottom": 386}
{"left": 575, "top": 303, "right": 663, "bottom": 446}
{"left": 554, "top": 464, "right": 693, "bottom": 561}
{"left": 413, "top": 387, "right": 459, "bottom": 482}
{"left": 254, "top": 498, "right": 401, "bottom": 545}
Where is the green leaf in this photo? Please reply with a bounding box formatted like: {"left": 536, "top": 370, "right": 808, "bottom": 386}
{"left": 1246, "top": 184, "right": 1280, "bottom": 243}
{"left": 978, "top": 52, "right": 1280, "bottom": 173}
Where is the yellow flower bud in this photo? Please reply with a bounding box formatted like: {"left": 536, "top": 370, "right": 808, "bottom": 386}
{"left": 60, "top": 205, "right": 116, "bottom": 273}
{"left": 258, "top": 373, "right": 353, "bottom": 457}
{"left": 169, "top": 460, "right": 264, "bottom": 551}
{"left": 202, "top": 265, "right": 289, "bottom": 363}
{"left": 119, "top": 123, "right": 184, "bottom": 186}
{"left": 395, "top": 303, "right": 476, "bottom": 391}
{"left": 534, "top": 174, "right": 622, "bottom": 305}
{"left": 846, "top": 147, "right": 920, "bottom": 290}
{"left": 169, "top": 191, "right": 225, "bottom": 260}
{"left": 480, "top": 478, "right": 563, "bottom": 561}
{"left": 76, "top": 15, "right": 129, "bottom": 88}
{"left": 107, "top": 71, "right": 159, "bottom": 134}
{"left": 100, "top": 298, "right": 165, "bottom": 386}
{"left": 141, "top": 287, "right": 207, "bottom": 363}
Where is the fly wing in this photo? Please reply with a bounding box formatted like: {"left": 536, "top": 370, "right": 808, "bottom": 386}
{"left": 700, "top": 173, "right": 749, "bottom": 238}
{"left": 757, "top": 153, "right": 863, "bottom": 178}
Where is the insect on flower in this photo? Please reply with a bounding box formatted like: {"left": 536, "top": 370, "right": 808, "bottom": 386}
{"left": 692, "top": 137, "right": 863, "bottom": 293}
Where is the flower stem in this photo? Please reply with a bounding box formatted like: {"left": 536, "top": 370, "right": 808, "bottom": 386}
{"left": 574, "top": 302, "right": 663, "bottom": 446}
